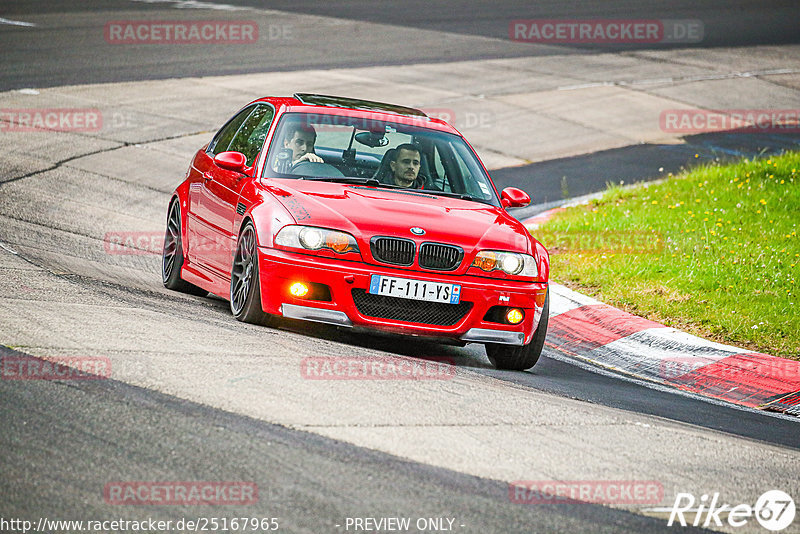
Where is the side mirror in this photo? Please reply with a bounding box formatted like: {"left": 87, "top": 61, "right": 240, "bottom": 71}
{"left": 214, "top": 151, "right": 249, "bottom": 174}
{"left": 500, "top": 187, "right": 531, "bottom": 208}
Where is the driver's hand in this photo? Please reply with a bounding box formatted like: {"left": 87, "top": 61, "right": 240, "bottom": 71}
{"left": 296, "top": 153, "right": 323, "bottom": 163}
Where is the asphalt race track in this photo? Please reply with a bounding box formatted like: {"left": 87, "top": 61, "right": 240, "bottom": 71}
{"left": 2, "top": 0, "right": 799, "bottom": 90}
{"left": 1, "top": 2, "right": 799, "bottom": 533}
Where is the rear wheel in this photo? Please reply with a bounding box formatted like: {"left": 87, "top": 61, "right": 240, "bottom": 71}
{"left": 230, "top": 222, "right": 274, "bottom": 326}
{"left": 162, "top": 200, "right": 207, "bottom": 296}
{"left": 486, "top": 288, "right": 549, "bottom": 371}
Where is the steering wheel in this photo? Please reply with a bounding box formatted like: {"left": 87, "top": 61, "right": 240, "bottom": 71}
{"left": 291, "top": 160, "right": 345, "bottom": 178}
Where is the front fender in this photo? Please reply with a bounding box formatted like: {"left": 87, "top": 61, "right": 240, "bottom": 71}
{"left": 532, "top": 238, "right": 550, "bottom": 283}
{"left": 239, "top": 184, "right": 296, "bottom": 247}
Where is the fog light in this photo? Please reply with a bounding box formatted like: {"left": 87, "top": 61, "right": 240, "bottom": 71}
{"left": 505, "top": 308, "right": 524, "bottom": 324}
{"left": 289, "top": 282, "right": 309, "bottom": 298}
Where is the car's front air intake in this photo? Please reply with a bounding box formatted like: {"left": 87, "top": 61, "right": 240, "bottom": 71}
{"left": 351, "top": 289, "right": 472, "bottom": 326}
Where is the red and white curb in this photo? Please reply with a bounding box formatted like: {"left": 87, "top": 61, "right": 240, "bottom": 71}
{"left": 522, "top": 211, "right": 800, "bottom": 416}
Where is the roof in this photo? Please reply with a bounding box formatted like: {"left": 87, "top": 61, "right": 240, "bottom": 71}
{"left": 293, "top": 93, "right": 427, "bottom": 118}
{"left": 246, "top": 94, "right": 454, "bottom": 134}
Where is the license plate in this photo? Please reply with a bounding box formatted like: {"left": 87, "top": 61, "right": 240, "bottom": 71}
{"left": 368, "top": 275, "right": 461, "bottom": 304}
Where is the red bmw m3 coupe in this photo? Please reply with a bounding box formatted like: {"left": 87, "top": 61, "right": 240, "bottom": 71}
{"left": 162, "top": 94, "right": 549, "bottom": 370}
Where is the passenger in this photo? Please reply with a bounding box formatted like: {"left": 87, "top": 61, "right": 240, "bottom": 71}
{"left": 388, "top": 143, "right": 424, "bottom": 189}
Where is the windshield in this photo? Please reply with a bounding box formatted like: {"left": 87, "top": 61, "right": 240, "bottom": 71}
{"left": 262, "top": 112, "right": 500, "bottom": 206}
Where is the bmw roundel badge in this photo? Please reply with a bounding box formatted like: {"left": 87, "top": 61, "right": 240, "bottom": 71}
{"left": 410, "top": 227, "right": 425, "bottom": 235}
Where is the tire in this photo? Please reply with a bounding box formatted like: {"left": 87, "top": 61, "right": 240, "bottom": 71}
{"left": 230, "top": 222, "right": 274, "bottom": 326}
{"left": 486, "top": 288, "right": 549, "bottom": 371}
{"left": 162, "top": 199, "right": 208, "bottom": 296}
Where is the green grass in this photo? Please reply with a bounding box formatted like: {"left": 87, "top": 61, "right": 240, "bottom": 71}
{"left": 536, "top": 151, "right": 800, "bottom": 360}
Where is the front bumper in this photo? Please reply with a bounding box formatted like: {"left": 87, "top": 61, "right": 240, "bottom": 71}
{"left": 258, "top": 247, "right": 547, "bottom": 345}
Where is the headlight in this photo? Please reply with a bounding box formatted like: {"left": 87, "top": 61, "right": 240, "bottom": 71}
{"left": 471, "top": 250, "right": 538, "bottom": 278}
{"left": 500, "top": 254, "right": 522, "bottom": 275}
{"left": 298, "top": 227, "right": 324, "bottom": 249}
{"left": 275, "top": 225, "right": 359, "bottom": 254}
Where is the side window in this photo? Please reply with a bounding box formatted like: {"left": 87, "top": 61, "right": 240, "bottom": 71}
{"left": 207, "top": 106, "right": 255, "bottom": 157}
{"left": 227, "top": 105, "right": 274, "bottom": 165}
{"left": 450, "top": 141, "right": 493, "bottom": 200}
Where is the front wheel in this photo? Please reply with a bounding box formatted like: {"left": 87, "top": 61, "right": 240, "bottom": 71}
{"left": 230, "top": 222, "right": 274, "bottom": 326}
{"left": 486, "top": 288, "right": 549, "bottom": 371}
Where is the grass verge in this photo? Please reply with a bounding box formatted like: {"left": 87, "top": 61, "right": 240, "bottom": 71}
{"left": 536, "top": 151, "right": 799, "bottom": 360}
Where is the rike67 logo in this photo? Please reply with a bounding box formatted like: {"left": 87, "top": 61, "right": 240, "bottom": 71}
{"left": 668, "top": 490, "right": 795, "bottom": 531}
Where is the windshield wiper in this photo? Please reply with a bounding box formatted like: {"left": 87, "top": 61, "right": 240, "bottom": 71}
{"left": 301, "top": 177, "right": 481, "bottom": 201}
{"left": 414, "top": 189, "right": 475, "bottom": 201}
{"left": 302, "top": 176, "right": 406, "bottom": 189}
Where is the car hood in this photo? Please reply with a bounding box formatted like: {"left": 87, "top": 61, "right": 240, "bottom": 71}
{"left": 266, "top": 179, "right": 532, "bottom": 255}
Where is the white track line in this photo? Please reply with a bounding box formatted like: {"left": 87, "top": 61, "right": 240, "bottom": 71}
{"left": 130, "top": 0, "right": 247, "bottom": 10}
{"left": 0, "top": 241, "right": 19, "bottom": 255}
{"left": 0, "top": 17, "right": 37, "bottom": 27}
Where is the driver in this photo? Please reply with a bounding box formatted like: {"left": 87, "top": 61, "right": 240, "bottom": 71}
{"left": 389, "top": 143, "right": 424, "bottom": 189}
{"left": 283, "top": 123, "right": 323, "bottom": 164}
